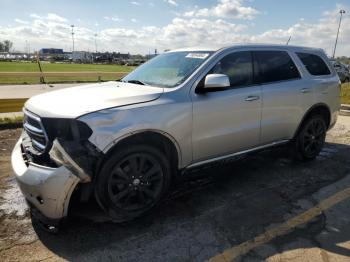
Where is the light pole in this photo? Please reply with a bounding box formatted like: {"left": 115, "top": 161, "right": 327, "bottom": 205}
{"left": 332, "top": 9, "right": 345, "bottom": 59}
{"left": 71, "top": 25, "right": 75, "bottom": 54}
{"left": 94, "top": 33, "right": 98, "bottom": 53}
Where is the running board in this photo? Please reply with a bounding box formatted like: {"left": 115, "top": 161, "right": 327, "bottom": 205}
{"left": 185, "top": 140, "right": 290, "bottom": 170}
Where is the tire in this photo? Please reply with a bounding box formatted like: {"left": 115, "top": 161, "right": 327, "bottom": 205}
{"left": 95, "top": 144, "right": 172, "bottom": 222}
{"left": 294, "top": 114, "right": 327, "bottom": 161}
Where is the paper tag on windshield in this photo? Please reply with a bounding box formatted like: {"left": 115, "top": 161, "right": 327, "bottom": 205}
{"left": 186, "top": 53, "right": 209, "bottom": 59}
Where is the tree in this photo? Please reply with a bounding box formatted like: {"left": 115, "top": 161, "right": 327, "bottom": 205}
{"left": 0, "top": 42, "right": 4, "bottom": 52}
{"left": 3, "top": 40, "right": 13, "bottom": 52}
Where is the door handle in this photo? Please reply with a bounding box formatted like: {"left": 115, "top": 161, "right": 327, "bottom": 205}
{"left": 245, "top": 95, "right": 260, "bottom": 102}
{"left": 300, "top": 88, "right": 310, "bottom": 93}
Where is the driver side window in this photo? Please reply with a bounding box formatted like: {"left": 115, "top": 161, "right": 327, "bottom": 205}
{"left": 210, "top": 51, "right": 253, "bottom": 88}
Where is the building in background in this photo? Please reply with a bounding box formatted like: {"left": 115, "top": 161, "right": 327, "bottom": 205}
{"left": 39, "top": 48, "right": 65, "bottom": 61}
{"left": 39, "top": 48, "right": 64, "bottom": 55}
{"left": 71, "top": 51, "right": 93, "bottom": 63}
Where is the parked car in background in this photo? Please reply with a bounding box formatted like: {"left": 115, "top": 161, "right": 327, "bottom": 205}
{"left": 12, "top": 44, "right": 340, "bottom": 230}
{"left": 331, "top": 60, "right": 350, "bottom": 83}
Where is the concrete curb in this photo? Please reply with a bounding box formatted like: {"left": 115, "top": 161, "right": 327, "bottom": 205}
{"left": 340, "top": 104, "right": 350, "bottom": 116}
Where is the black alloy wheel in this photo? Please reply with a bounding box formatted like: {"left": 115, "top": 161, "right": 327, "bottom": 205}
{"left": 96, "top": 145, "right": 171, "bottom": 222}
{"left": 296, "top": 115, "right": 327, "bottom": 160}
{"left": 107, "top": 153, "right": 164, "bottom": 211}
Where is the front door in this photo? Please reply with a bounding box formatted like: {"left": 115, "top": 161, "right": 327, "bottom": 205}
{"left": 191, "top": 51, "right": 262, "bottom": 162}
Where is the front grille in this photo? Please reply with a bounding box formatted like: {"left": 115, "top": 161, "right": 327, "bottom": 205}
{"left": 23, "top": 109, "right": 48, "bottom": 153}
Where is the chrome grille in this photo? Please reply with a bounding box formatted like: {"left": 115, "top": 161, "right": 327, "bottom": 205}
{"left": 23, "top": 109, "right": 48, "bottom": 153}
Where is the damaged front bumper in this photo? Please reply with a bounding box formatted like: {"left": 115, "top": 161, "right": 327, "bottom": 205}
{"left": 11, "top": 138, "right": 81, "bottom": 221}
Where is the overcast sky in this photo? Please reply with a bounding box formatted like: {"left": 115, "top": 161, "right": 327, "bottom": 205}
{"left": 0, "top": 0, "right": 349, "bottom": 56}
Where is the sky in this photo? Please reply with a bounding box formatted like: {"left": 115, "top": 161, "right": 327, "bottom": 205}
{"left": 0, "top": 0, "right": 349, "bottom": 56}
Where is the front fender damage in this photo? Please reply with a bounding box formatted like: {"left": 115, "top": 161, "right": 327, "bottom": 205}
{"left": 49, "top": 139, "right": 102, "bottom": 183}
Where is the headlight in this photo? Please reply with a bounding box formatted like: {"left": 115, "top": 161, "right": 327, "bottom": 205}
{"left": 41, "top": 118, "right": 93, "bottom": 141}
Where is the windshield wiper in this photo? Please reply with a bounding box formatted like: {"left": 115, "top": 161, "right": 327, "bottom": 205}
{"left": 125, "top": 79, "right": 147, "bottom": 86}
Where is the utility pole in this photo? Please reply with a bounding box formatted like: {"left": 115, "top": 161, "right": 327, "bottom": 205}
{"left": 332, "top": 9, "right": 345, "bottom": 59}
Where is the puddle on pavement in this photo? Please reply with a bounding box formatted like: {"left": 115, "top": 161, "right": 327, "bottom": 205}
{"left": 0, "top": 178, "right": 28, "bottom": 217}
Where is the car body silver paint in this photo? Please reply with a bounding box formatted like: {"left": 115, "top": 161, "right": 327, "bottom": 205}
{"left": 11, "top": 44, "right": 340, "bottom": 221}
{"left": 24, "top": 81, "right": 164, "bottom": 118}
{"left": 79, "top": 44, "right": 340, "bottom": 169}
{"left": 79, "top": 87, "right": 193, "bottom": 167}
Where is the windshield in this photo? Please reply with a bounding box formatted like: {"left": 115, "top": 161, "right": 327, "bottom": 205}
{"left": 122, "top": 51, "right": 213, "bottom": 88}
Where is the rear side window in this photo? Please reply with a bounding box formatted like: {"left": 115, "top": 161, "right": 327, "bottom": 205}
{"left": 296, "top": 52, "right": 331, "bottom": 76}
{"left": 254, "top": 51, "right": 300, "bottom": 84}
{"left": 210, "top": 51, "right": 253, "bottom": 88}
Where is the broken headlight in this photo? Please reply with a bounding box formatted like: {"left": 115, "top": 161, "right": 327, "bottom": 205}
{"left": 42, "top": 118, "right": 92, "bottom": 142}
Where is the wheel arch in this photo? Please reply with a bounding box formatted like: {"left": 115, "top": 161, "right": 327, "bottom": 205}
{"left": 293, "top": 103, "right": 331, "bottom": 138}
{"left": 95, "top": 130, "right": 182, "bottom": 178}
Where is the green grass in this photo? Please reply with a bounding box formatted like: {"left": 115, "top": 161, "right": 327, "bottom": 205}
{"left": 341, "top": 83, "right": 350, "bottom": 105}
{"left": 0, "top": 61, "right": 132, "bottom": 72}
{"left": 0, "top": 61, "right": 133, "bottom": 84}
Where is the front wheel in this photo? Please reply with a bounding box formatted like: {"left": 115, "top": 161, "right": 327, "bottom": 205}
{"left": 294, "top": 115, "right": 327, "bottom": 161}
{"left": 95, "top": 145, "right": 172, "bottom": 222}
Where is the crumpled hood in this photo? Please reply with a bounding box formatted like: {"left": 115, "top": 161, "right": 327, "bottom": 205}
{"left": 25, "top": 81, "right": 164, "bottom": 118}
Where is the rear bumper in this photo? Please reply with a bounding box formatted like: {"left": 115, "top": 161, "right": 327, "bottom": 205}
{"left": 11, "top": 138, "right": 80, "bottom": 220}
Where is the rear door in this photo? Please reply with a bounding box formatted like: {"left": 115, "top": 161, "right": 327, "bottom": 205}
{"left": 296, "top": 52, "right": 340, "bottom": 118}
{"left": 254, "top": 50, "right": 306, "bottom": 144}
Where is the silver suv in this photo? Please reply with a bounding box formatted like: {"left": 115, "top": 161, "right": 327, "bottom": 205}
{"left": 12, "top": 44, "right": 340, "bottom": 227}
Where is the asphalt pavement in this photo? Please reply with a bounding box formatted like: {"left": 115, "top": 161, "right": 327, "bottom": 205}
{"left": 0, "top": 116, "right": 350, "bottom": 261}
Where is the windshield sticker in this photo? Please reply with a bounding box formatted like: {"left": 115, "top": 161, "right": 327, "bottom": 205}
{"left": 185, "top": 53, "right": 209, "bottom": 59}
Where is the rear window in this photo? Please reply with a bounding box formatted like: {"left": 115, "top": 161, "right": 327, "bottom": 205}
{"left": 296, "top": 52, "right": 331, "bottom": 76}
{"left": 254, "top": 51, "right": 300, "bottom": 84}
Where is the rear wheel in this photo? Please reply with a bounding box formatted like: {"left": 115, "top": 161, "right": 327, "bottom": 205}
{"left": 95, "top": 145, "right": 171, "bottom": 222}
{"left": 294, "top": 115, "right": 327, "bottom": 161}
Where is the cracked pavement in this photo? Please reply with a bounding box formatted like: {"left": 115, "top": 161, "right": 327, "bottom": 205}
{"left": 0, "top": 116, "right": 350, "bottom": 262}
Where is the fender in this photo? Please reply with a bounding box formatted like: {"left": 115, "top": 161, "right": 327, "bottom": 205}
{"left": 293, "top": 103, "right": 331, "bottom": 139}
{"left": 102, "top": 129, "right": 183, "bottom": 169}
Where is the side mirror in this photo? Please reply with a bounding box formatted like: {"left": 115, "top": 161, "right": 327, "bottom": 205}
{"left": 204, "top": 74, "right": 230, "bottom": 89}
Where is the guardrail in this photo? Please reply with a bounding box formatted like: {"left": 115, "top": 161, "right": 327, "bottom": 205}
{"left": 0, "top": 98, "right": 28, "bottom": 113}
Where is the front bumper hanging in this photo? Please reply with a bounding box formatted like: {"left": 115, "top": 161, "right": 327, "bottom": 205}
{"left": 11, "top": 139, "right": 80, "bottom": 221}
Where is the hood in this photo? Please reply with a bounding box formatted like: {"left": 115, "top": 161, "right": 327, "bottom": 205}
{"left": 25, "top": 81, "right": 164, "bottom": 118}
